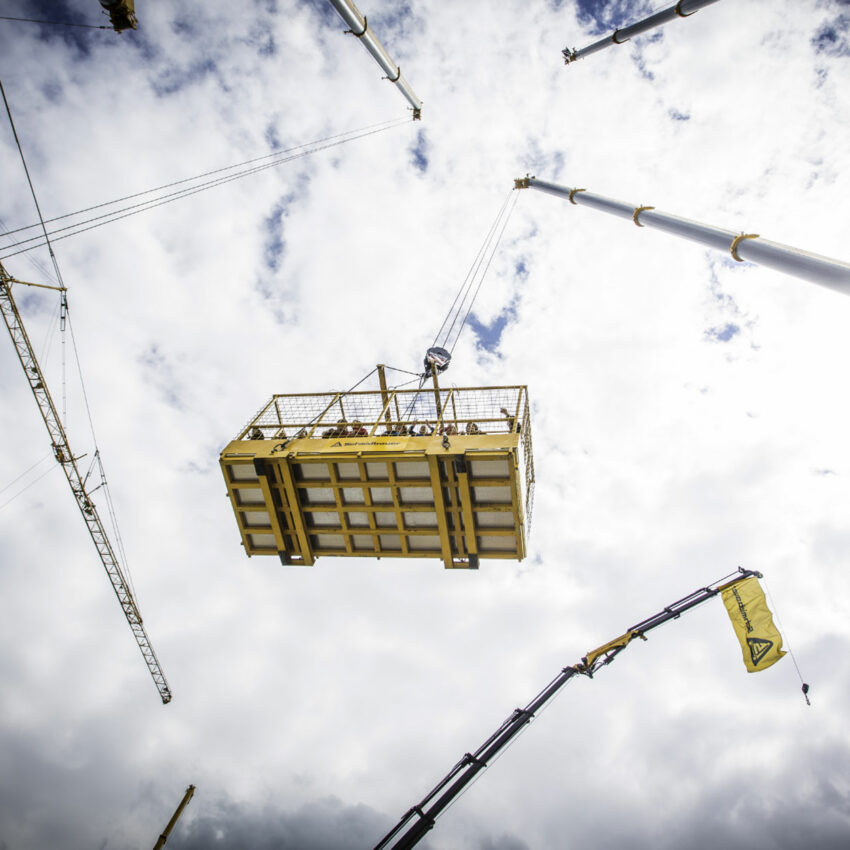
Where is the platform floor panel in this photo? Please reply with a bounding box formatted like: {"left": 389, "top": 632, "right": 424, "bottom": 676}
{"left": 221, "top": 434, "right": 526, "bottom": 568}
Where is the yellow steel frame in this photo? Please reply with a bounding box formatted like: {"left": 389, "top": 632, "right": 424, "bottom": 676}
{"left": 221, "top": 384, "right": 532, "bottom": 568}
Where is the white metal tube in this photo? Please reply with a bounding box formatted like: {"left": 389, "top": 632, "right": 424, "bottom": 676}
{"left": 525, "top": 178, "right": 850, "bottom": 296}
{"left": 564, "top": 0, "right": 722, "bottom": 64}
{"left": 327, "top": 0, "right": 423, "bottom": 114}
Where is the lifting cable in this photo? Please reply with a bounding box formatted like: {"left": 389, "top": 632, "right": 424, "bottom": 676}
{"left": 398, "top": 187, "right": 520, "bottom": 424}
{"left": 0, "top": 116, "right": 411, "bottom": 259}
{"left": 430, "top": 187, "right": 519, "bottom": 357}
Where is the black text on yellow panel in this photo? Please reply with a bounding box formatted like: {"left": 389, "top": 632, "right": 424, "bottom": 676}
{"left": 219, "top": 386, "right": 535, "bottom": 569}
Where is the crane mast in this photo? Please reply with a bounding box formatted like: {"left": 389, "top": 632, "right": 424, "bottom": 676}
{"left": 0, "top": 263, "right": 171, "bottom": 704}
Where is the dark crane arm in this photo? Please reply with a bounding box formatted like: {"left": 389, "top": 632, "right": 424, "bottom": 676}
{"left": 373, "top": 567, "right": 761, "bottom": 850}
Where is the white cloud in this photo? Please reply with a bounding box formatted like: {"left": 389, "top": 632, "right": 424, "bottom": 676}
{"left": 1, "top": 0, "right": 849, "bottom": 848}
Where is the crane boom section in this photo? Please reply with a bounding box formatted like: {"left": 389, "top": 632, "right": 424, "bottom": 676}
{"left": 0, "top": 267, "right": 172, "bottom": 704}
{"left": 374, "top": 568, "right": 761, "bottom": 850}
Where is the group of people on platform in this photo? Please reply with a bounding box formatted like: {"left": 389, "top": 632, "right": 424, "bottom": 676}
{"left": 247, "top": 407, "right": 519, "bottom": 440}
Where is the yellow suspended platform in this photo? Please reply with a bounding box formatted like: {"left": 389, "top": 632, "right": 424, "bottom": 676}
{"left": 220, "top": 380, "right": 534, "bottom": 569}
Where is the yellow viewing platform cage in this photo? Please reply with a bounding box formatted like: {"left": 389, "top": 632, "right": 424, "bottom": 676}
{"left": 220, "top": 373, "right": 534, "bottom": 568}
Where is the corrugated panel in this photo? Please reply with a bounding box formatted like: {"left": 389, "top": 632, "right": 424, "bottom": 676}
{"left": 469, "top": 458, "right": 510, "bottom": 478}
{"left": 472, "top": 485, "right": 512, "bottom": 504}
{"left": 476, "top": 511, "right": 514, "bottom": 528}
{"left": 236, "top": 488, "right": 264, "bottom": 505}
{"left": 229, "top": 463, "right": 256, "bottom": 481}
{"left": 395, "top": 460, "right": 429, "bottom": 479}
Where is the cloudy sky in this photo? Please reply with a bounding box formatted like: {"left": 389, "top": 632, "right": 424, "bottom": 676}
{"left": 1, "top": 0, "right": 849, "bottom": 848}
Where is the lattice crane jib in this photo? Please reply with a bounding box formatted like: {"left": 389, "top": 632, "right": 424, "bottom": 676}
{"left": 0, "top": 264, "right": 171, "bottom": 703}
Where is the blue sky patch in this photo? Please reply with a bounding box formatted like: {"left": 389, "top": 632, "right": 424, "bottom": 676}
{"left": 574, "top": 0, "right": 653, "bottom": 36}
{"left": 263, "top": 201, "right": 288, "bottom": 273}
{"left": 409, "top": 130, "right": 429, "bottom": 173}
{"left": 705, "top": 322, "right": 740, "bottom": 343}
{"left": 254, "top": 0, "right": 279, "bottom": 15}
{"left": 468, "top": 295, "right": 520, "bottom": 354}
{"left": 812, "top": 14, "right": 850, "bottom": 57}
{"left": 265, "top": 122, "right": 282, "bottom": 151}
{"left": 151, "top": 57, "right": 218, "bottom": 97}
{"left": 138, "top": 344, "right": 183, "bottom": 410}
{"left": 26, "top": 0, "right": 97, "bottom": 55}
{"left": 248, "top": 20, "right": 276, "bottom": 57}
{"left": 631, "top": 51, "right": 656, "bottom": 82}
{"left": 299, "top": 0, "right": 348, "bottom": 30}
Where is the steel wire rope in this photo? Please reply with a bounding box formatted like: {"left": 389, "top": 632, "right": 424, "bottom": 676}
{"left": 2, "top": 116, "right": 406, "bottom": 240}
{"left": 761, "top": 576, "right": 810, "bottom": 702}
{"left": 388, "top": 376, "right": 422, "bottom": 391}
{"left": 65, "top": 307, "right": 137, "bottom": 598}
{"left": 285, "top": 368, "right": 380, "bottom": 437}
{"left": 0, "top": 15, "right": 110, "bottom": 29}
{"left": 1, "top": 119, "right": 408, "bottom": 254}
{"left": 448, "top": 190, "right": 519, "bottom": 354}
{"left": 0, "top": 215, "right": 58, "bottom": 285}
{"left": 37, "top": 299, "right": 61, "bottom": 371}
{"left": 438, "top": 189, "right": 515, "bottom": 353}
{"left": 383, "top": 365, "right": 423, "bottom": 378}
{"left": 0, "top": 118, "right": 411, "bottom": 258}
{"left": 397, "top": 190, "right": 519, "bottom": 427}
{"left": 0, "top": 463, "right": 59, "bottom": 511}
{"left": 1, "top": 79, "right": 65, "bottom": 286}
{"left": 430, "top": 190, "right": 514, "bottom": 352}
{"left": 0, "top": 453, "right": 53, "bottom": 497}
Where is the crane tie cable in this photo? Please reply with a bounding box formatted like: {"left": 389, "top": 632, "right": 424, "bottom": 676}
{"left": 0, "top": 116, "right": 410, "bottom": 258}
{"left": 0, "top": 16, "right": 110, "bottom": 30}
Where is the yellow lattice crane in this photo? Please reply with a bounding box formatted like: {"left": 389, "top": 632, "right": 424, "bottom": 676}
{"left": 0, "top": 262, "right": 171, "bottom": 703}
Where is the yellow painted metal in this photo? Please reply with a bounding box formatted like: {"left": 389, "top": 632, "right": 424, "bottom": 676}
{"left": 220, "top": 383, "right": 533, "bottom": 568}
{"left": 153, "top": 784, "right": 195, "bottom": 850}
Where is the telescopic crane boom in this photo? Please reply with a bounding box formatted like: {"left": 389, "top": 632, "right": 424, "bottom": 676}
{"left": 328, "top": 0, "right": 423, "bottom": 117}
{"left": 153, "top": 785, "right": 195, "bottom": 849}
{"left": 0, "top": 263, "right": 171, "bottom": 704}
{"left": 563, "top": 0, "right": 721, "bottom": 65}
{"left": 373, "top": 568, "right": 762, "bottom": 850}
{"left": 515, "top": 176, "right": 850, "bottom": 296}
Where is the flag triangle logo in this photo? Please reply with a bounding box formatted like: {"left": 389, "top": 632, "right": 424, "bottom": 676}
{"left": 747, "top": 637, "right": 773, "bottom": 666}
{"left": 331, "top": 441, "right": 342, "bottom": 447}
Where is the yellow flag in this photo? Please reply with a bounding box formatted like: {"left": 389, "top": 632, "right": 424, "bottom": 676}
{"left": 721, "top": 577, "right": 786, "bottom": 672}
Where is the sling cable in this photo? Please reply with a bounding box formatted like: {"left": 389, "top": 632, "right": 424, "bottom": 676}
{"left": 1, "top": 79, "right": 171, "bottom": 703}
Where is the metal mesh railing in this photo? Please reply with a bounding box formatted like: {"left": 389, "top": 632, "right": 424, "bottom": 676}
{"left": 237, "top": 385, "right": 530, "bottom": 439}
{"left": 234, "top": 384, "right": 534, "bottom": 538}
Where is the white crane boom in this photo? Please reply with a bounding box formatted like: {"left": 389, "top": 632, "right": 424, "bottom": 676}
{"left": 515, "top": 176, "right": 850, "bottom": 297}
{"left": 564, "top": 0, "right": 722, "bottom": 65}
{"left": 328, "top": 0, "right": 422, "bottom": 117}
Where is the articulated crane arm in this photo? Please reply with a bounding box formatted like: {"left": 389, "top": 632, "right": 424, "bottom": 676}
{"left": 373, "top": 567, "right": 761, "bottom": 850}
{"left": 0, "top": 263, "right": 171, "bottom": 704}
